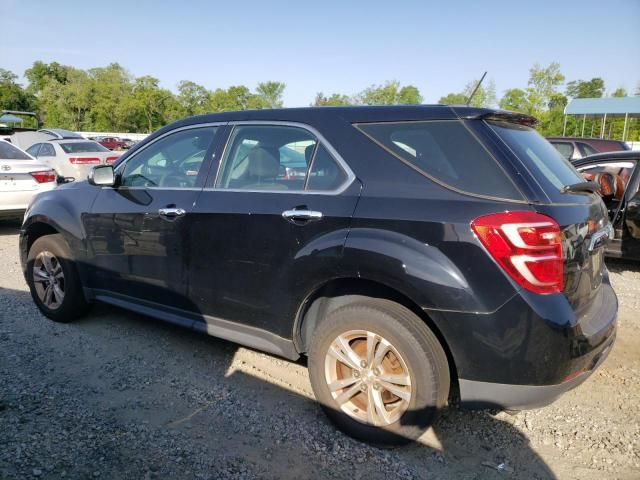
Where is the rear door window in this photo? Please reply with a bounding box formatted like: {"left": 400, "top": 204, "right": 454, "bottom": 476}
{"left": 356, "top": 120, "right": 523, "bottom": 200}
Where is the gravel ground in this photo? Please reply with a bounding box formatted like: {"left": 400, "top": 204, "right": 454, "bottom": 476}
{"left": 0, "top": 219, "right": 638, "bottom": 480}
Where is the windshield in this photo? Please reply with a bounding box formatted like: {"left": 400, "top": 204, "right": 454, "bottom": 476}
{"left": 488, "top": 121, "right": 583, "bottom": 191}
{"left": 60, "top": 141, "right": 110, "bottom": 153}
{"left": 0, "top": 141, "right": 32, "bottom": 160}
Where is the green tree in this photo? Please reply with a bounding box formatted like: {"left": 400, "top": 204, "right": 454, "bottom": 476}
{"left": 88, "top": 63, "right": 134, "bottom": 131}
{"left": 208, "top": 86, "right": 265, "bottom": 112}
{"left": 565, "top": 78, "right": 605, "bottom": 98}
{"left": 438, "top": 79, "right": 495, "bottom": 108}
{"left": 356, "top": 81, "right": 422, "bottom": 105}
{"left": 176, "top": 80, "right": 210, "bottom": 116}
{"left": 131, "top": 76, "right": 173, "bottom": 132}
{"left": 499, "top": 88, "right": 530, "bottom": 112}
{"left": 24, "top": 61, "right": 71, "bottom": 94}
{"left": 0, "top": 69, "right": 36, "bottom": 113}
{"left": 526, "top": 62, "right": 565, "bottom": 113}
{"left": 437, "top": 92, "right": 467, "bottom": 105}
{"left": 612, "top": 87, "right": 627, "bottom": 97}
{"left": 313, "top": 92, "right": 352, "bottom": 106}
{"left": 255, "top": 81, "right": 285, "bottom": 108}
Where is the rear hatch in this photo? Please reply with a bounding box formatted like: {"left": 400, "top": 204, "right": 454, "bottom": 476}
{"left": 486, "top": 118, "right": 611, "bottom": 314}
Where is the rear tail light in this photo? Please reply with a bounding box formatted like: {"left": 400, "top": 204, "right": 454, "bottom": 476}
{"left": 30, "top": 170, "right": 57, "bottom": 183}
{"left": 471, "top": 211, "right": 563, "bottom": 294}
{"left": 106, "top": 156, "right": 119, "bottom": 163}
{"left": 68, "top": 157, "right": 101, "bottom": 164}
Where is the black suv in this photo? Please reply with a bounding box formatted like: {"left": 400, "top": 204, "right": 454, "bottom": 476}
{"left": 20, "top": 106, "right": 617, "bottom": 445}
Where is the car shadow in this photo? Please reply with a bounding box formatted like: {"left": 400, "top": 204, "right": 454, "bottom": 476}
{"left": 605, "top": 257, "right": 640, "bottom": 274}
{"left": 0, "top": 219, "right": 22, "bottom": 236}
{"left": 0, "top": 286, "right": 557, "bottom": 479}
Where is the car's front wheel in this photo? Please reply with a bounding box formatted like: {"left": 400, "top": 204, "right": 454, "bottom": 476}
{"left": 26, "top": 234, "right": 91, "bottom": 322}
{"left": 308, "top": 299, "right": 450, "bottom": 445}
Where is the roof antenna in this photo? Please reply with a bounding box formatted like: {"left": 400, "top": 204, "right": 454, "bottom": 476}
{"left": 466, "top": 71, "right": 487, "bottom": 106}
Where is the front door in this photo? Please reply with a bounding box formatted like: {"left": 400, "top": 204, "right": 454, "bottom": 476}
{"left": 83, "top": 125, "right": 223, "bottom": 310}
{"left": 188, "top": 123, "right": 360, "bottom": 338}
{"left": 576, "top": 157, "right": 640, "bottom": 259}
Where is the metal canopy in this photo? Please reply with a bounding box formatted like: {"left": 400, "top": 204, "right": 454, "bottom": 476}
{"left": 565, "top": 97, "right": 640, "bottom": 117}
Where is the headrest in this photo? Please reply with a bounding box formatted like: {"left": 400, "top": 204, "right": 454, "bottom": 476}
{"left": 248, "top": 147, "right": 279, "bottom": 178}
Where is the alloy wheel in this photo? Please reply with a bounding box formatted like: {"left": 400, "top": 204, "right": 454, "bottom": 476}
{"left": 324, "top": 329, "right": 412, "bottom": 426}
{"left": 32, "top": 251, "right": 65, "bottom": 310}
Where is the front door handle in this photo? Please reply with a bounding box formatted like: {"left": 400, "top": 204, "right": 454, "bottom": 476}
{"left": 282, "top": 209, "right": 323, "bottom": 223}
{"left": 158, "top": 207, "right": 186, "bottom": 218}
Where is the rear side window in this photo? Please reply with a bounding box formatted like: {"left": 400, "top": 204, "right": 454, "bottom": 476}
{"left": 356, "top": 120, "right": 522, "bottom": 200}
{"left": 489, "top": 121, "right": 583, "bottom": 191}
{"left": 551, "top": 142, "right": 574, "bottom": 160}
{"left": 39, "top": 143, "right": 56, "bottom": 156}
{"left": 0, "top": 141, "right": 32, "bottom": 160}
{"left": 577, "top": 142, "right": 598, "bottom": 157}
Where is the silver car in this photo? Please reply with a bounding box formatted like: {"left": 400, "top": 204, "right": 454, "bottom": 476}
{"left": 26, "top": 138, "right": 121, "bottom": 180}
{"left": 0, "top": 140, "right": 57, "bottom": 219}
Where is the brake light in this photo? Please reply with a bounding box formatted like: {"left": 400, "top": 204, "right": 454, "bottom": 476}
{"left": 30, "top": 170, "right": 57, "bottom": 183}
{"left": 68, "top": 157, "right": 101, "bottom": 164}
{"left": 471, "top": 211, "right": 563, "bottom": 294}
{"left": 106, "top": 156, "right": 119, "bottom": 163}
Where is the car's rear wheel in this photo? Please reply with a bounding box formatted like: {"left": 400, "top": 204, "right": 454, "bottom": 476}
{"left": 308, "top": 299, "right": 449, "bottom": 445}
{"left": 27, "top": 234, "right": 91, "bottom": 322}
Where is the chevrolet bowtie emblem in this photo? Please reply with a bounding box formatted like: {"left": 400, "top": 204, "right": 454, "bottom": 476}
{"left": 0, "top": 165, "right": 11, "bottom": 171}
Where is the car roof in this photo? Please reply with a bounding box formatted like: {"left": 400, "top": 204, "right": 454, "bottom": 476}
{"left": 572, "top": 150, "right": 640, "bottom": 166}
{"left": 547, "top": 136, "right": 626, "bottom": 144}
{"left": 166, "top": 105, "right": 531, "bottom": 127}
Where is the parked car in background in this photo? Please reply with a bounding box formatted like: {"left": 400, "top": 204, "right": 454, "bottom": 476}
{"left": 121, "top": 138, "right": 136, "bottom": 149}
{"left": 26, "top": 135, "right": 121, "bottom": 180}
{"left": 573, "top": 150, "right": 640, "bottom": 260}
{"left": 21, "top": 106, "right": 617, "bottom": 445}
{"left": 99, "top": 136, "right": 127, "bottom": 150}
{"left": 548, "top": 136, "right": 630, "bottom": 161}
{"left": 0, "top": 140, "right": 57, "bottom": 219}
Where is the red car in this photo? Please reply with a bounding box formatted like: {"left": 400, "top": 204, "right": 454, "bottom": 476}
{"left": 98, "top": 137, "right": 127, "bottom": 150}
{"left": 547, "top": 136, "right": 630, "bottom": 161}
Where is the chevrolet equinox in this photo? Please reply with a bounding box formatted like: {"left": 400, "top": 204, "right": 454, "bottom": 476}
{"left": 20, "top": 105, "right": 617, "bottom": 445}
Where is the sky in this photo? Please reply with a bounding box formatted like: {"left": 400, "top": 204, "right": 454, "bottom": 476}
{"left": 1, "top": 0, "right": 639, "bottom": 107}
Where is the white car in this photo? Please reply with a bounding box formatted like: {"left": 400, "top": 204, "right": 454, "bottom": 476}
{"left": 0, "top": 140, "right": 57, "bottom": 219}
{"left": 25, "top": 136, "right": 121, "bottom": 180}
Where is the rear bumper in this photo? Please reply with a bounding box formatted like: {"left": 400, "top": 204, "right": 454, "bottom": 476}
{"left": 459, "top": 331, "right": 615, "bottom": 410}
{"left": 431, "top": 279, "right": 618, "bottom": 410}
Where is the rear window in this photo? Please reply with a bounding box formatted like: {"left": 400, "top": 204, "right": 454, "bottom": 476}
{"left": 60, "top": 142, "right": 109, "bottom": 153}
{"left": 0, "top": 141, "right": 31, "bottom": 160}
{"left": 489, "top": 121, "right": 583, "bottom": 191}
{"left": 356, "top": 120, "right": 522, "bottom": 200}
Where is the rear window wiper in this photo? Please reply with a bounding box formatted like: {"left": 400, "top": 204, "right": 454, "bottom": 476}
{"left": 561, "top": 181, "right": 599, "bottom": 194}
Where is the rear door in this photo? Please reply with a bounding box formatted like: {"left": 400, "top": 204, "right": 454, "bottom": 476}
{"left": 83, "top": 124, "right": 224, "bottom": 310}
{"left": 187, "top": 122, "right": 360, "bottom": 338}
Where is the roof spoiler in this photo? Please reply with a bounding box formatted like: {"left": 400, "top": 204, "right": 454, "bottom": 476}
{"left": 450, "top": 106, "right": 539, "bottom": 127}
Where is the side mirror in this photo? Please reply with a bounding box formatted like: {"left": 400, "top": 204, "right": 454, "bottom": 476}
{"left": 88, "top": 165, "right": 115, "bottom": 187}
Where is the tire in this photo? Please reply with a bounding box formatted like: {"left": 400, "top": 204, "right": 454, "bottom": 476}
{"left": 26, "top": 234, "right": 91, "bottom": 322}
{"left": 308, "top": 299, "right": 449, "bottom": 445}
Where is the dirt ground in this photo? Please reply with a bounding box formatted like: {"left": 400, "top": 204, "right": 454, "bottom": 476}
{"left": 0, "top": 219, "right": 638, "bottom": 480}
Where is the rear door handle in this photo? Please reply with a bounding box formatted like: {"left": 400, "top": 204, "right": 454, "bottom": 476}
{"left": 158, "top": 207, "right": 186, "bottom": 218}
{"left": 282, "top": 209, "right": 323, "bottom": 223}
